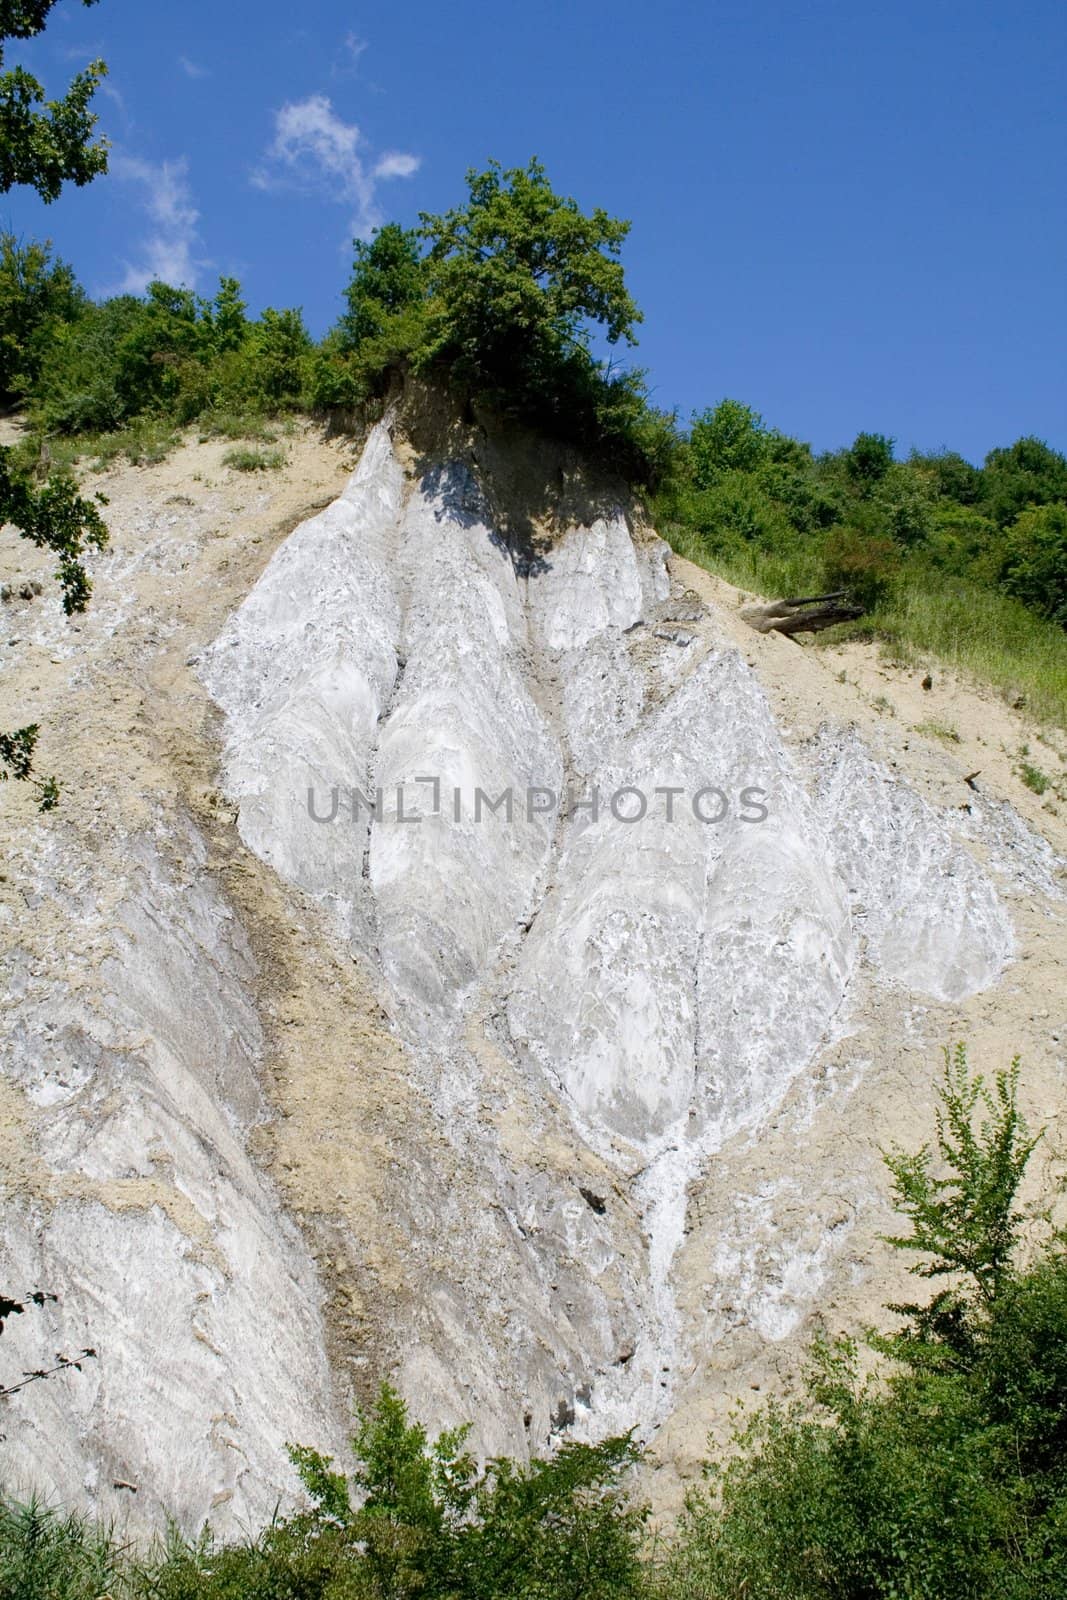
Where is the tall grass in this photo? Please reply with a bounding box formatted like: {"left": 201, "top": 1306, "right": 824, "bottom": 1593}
{"left": 865, "top": 578, "right": 1067, "bottom": 724}
{"left": 0, "top": 1495, "right": 132, "bottom": 1599}
{"left": 664, "top": 527, "right": 1067, "bottom": 728}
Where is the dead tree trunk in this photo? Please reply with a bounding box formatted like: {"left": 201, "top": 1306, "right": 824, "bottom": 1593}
{"left": 740, "top": 591, "right": 864, "bottom": 637}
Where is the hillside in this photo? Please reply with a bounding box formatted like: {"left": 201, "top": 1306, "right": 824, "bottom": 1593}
{"left": 1, "top": 404, "right": 1063, "bottom": 1534}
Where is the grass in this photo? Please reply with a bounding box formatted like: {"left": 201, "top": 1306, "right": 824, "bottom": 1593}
{"left": 915, "top": 717, "right": 962, "bottom": 743}
{"left": 861, "top": 579, "right": 1067, "bottom": 728}
{"left": 0, "top": 1495, "right": 133, "bottom": 1599}
{"left": 197, "top": 410, "right": 281, "bottom": 444}
{"left": 8, "top": 408, "right": 296, "bottom": 479}
{"left": 663, "top": 528, "right": 1067, "bottom": 729}
{"left": 10, "top": 417, "right": 182, "bottom": 474}
{"left": 1019, "top": 761, "right": 1050, "bottom": 795}
{"left": 222, "top": 445, "right": 285, "bottom": 472}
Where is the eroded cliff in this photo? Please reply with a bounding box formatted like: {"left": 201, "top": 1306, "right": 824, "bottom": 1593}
{"left": 0, "top": 405, "right": 1063, "bottom": 1530}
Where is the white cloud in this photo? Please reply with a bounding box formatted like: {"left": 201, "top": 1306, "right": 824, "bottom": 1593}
{"left": 98, "top": 80, "right": 130, "bottom": 125}
{"left": 344, "top": 32, "right": 368, "bottom": 66}
{"left": 111, "top": 155, "right": 202, "bottom": 291}
{"left": 254, "top": 93, "right": 419, "bottom": 238}
{"left": 374, "top": 151, "right": 419, "bottom": 180}
{"left": 178, "top": 55, "right": 209, "bottom": 79}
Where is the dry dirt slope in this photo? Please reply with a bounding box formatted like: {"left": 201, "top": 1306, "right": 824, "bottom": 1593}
{"left": 0, "top": 416, "right": 1063, "bottom": 1530}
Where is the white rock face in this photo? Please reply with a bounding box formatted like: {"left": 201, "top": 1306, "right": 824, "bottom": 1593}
{"left": 807, "top": 726, "right": 1014, "bottom": 1000}
{"left": 0, "top": 821, "right": 345, "bottom": 1533}
{"left": 1, "top": 414, "right": 1039, "bottom": 1534}
{"left": 200, "top": 420, "right": 1016, "bottom": 1443}
{"left": 203, "top": 425, "right": 406, "bottom": 949}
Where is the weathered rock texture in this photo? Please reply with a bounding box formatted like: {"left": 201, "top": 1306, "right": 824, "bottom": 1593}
{"left": 0, "top": 407, "right": 1063, "bottom": 1532}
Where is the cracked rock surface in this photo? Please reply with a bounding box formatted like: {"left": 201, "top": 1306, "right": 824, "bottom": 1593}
{"left": 1, "top": 410, "right": 1063, "bottom": 1531}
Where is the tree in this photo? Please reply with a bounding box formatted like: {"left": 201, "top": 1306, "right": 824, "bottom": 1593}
{"left": 878, "top": 1043, "right": 1041, "bottom": 1368}
{"left": 0, "top": 2, "right": 108, "bottom": 202}
{"left": 979, "top": 435, "right": 1067, "bottom": 528}
{"left": 0, "top": 454, "right": 107, "bottom": 807}
{"left": 844, "top": 429, "right": 895, "bottom": 488}
{"left": 909, "top": 446, "right": 982, "bottom": 506}
{"left": 339, "top": 221, "right": 424, "bottom": 351}
{"left": 0, "top": 1, "right": 110, "bottom": 804}
{"left": 996, "top": 502, "right": 1067, "bottom": 628}
{"left": 31, "top": 291, "right": 141, "bottom": 433}
{"left": 201, "top": 274, "right": 247, "bottom": 356}
{"left": 689, "top": 400, "right": 766, "bottom": 488}
{"left": 313, "top": 158, "right": 666, "bottom": 477}
{"left": 417, "top": 158, "right": 642, "bottom": 408}
{"left": 0, "top": 232, "right": 85, "bottom": 400}
{"left": 248, "top": 305, "right": 311, "bottom": 405}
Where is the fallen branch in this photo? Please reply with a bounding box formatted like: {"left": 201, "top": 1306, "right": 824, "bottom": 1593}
{"left": 741, "top": 591, "right": 864, "bottom": 636}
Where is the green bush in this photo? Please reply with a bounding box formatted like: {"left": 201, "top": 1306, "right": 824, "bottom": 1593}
{"left": 222, "top": 446, "right": 284, "bottom": 472}
{"left": 659, "top": 1048, "right": 1067, "bottom": 1600}
{"left": 277, "top": 1383, "right": 647, "bottom": 1600}
{"left": 997, "top": 503, "right": 1067, "bottom": 626}
{"left": 925, "top": 502, "right": 1000, "bottom": 577}
{"left": 29, "top": 273, "right": 314, "bottom": 438}
{"left": 0, "top": 233, "right": 86, "bottom": 402}
{"left": 821, "top": 524, "right": 900, "bottom": 609}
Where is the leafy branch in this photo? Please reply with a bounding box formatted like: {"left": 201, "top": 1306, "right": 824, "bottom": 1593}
{"left": 876, "top": 1043, "right": 1043, "bottom": 1371}
{"left": 0, "top": 447, "right": 108, "bottom": 805}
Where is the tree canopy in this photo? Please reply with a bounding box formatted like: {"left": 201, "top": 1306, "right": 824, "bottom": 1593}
{"left": 0, "top": 1, "right": 108, "bottom": 201}
{"left": 418, "top": 157, "right": 641, "bottom": 393}
{"left": 312, "top": 158, "right": 665, "bottom": 469}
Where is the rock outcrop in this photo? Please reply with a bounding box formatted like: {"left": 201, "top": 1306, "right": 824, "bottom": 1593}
{"left": 0, "top": 407, "right": 1061, "bottom": 1532}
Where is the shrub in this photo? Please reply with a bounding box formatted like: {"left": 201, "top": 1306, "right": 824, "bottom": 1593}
{"left": 821, "top": 524, "right": 900, "bottom": 609}
{"left": 1019, "top": 761, "right": 1050, "bottom": 795}
{"left": 279, "top": 1382, "right": 648, "bottom": 1600}
{"left": 925, "top": 502, "right": 1000, "bottom": 577}
{"left": 689, "top": 400, "right": 765, "bottom": 488}
{"left": 222, "top": 446, "right": 283, "bottom": 472}
{"left": 661, "top": 1048, "right": 1067, "bottom": 1600}
{"left": 0, "top": 233, "right": 86, "bottom": 402}
{"left": 997, "top": 502, "right": 1067, "bottom": 627}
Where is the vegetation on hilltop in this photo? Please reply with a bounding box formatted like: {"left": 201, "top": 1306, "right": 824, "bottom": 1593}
{"left": 4, "top": 158, "right": 1066, "bottom": 742}
{"left": 1, "top": 1048, "right": 1064, "bottom": 1598}
{"left": 653, "top": 402, "right": 1067, "bottom": 726}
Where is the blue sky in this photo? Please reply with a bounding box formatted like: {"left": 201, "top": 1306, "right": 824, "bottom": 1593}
{"left": 3, "top": 0, "right": 1065, "bottom": 462}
